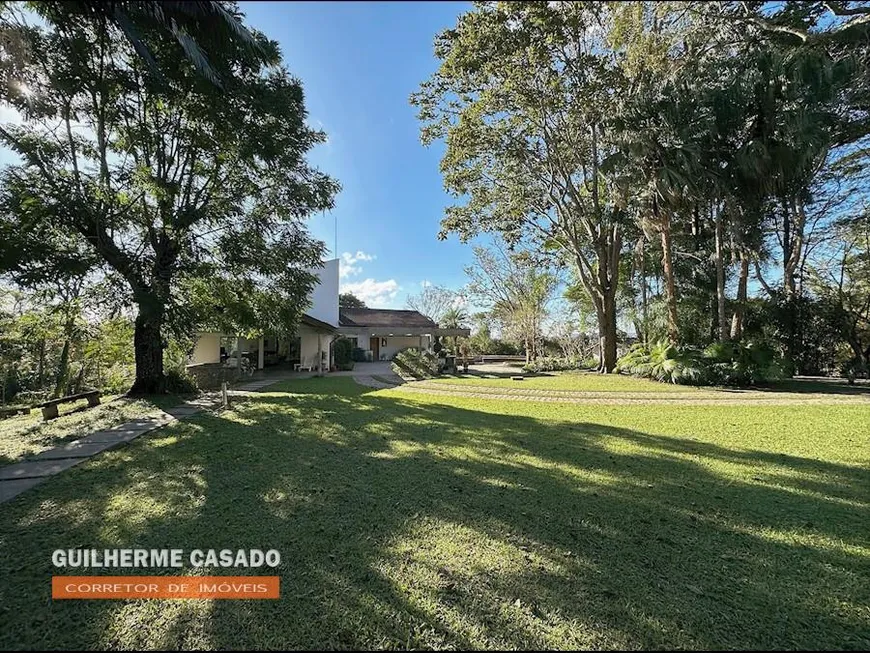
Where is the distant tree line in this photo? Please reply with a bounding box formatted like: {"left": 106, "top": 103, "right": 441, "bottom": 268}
{"left": 414, "top": 1, "right": 870, "bottom": 380}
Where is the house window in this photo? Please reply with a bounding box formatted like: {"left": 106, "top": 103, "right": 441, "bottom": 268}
{"left": 381, "top": 337, "right": 387, "bottom": 347}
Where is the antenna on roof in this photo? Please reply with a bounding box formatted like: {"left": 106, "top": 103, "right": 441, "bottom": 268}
{"left": 334, "top": 210, "right": 337, "bottom": 259}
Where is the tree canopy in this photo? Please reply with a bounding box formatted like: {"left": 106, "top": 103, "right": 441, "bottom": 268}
{"left": 416, "top": 0, "right": 870, "bottom": 379}
{"left": 0, "top": 2, "right": 337, "bottom": 393}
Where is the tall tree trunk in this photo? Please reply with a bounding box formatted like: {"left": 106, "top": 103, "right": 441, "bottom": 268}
{"left": 37, "top": 338, "right": 45, "bottom": 388}
{"left": 129, "top": 300, "right": 166, "bottom": 395}
{"left": 714, "top": 205, "right": 728, "bottom": 341}
{"left": 599, "top": 290, "right": 618, "bottom": 373}
{"left": 659, "top": 213, "right": 679, "bottom": 343}
{"left": 730, "top": 252, "right": 749, "bottom": 340}
{"left": 781, "top": 196, "right": 806, "bottom": 373}
{"left": 640, "top": 245, "right": 648, "bottom": 345}
{"left": 52, "top": 312, "right": 76, "bottom": 398}
{"left": 53, "top": 339, "right": 70, "bottom": 398}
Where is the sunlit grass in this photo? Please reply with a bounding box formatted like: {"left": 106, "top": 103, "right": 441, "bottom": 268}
{"left": 0, "top": 377, "right": 867, "bottom": 649}
{"left": 430, "top": 371, "right": 706, "bottom": 392}
{"left": 428, "top": 370, "right": 869, "bottom": 396}
{"left": 0, "top": 394, "right": 185, "bottom": 465}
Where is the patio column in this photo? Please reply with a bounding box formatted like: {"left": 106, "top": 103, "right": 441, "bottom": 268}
{"left": 317, "top": 334, "right": 323, "bottom": 376}
{"left": 258, "top": 337, "right": 264, "bottom": 370}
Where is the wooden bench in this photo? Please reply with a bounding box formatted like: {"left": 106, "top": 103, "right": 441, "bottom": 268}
{"left": 36, "top": 390, "right": 100, "bottom": 421}
{"left": 0, "top": 405, "right": 31, "bottom": 419}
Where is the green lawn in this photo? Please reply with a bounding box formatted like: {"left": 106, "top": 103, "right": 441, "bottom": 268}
{"left": 431, "top": 369, "right": 870, "bottom": 395}
{"left": 434, "top": 369, "right": 696, "bottom": 391}
{"left": 0, "top": 394, "right": 185, "bottom": 465}
{"left": 0, "top": 377, "right": 867, "bottom": 649}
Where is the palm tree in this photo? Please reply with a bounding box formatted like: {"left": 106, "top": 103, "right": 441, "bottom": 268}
{"left": 439, "top": 306, "right": 469, "bottom": 355}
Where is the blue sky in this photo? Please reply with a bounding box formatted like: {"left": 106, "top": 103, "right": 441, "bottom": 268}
{"left": 242, "top": 1, "right": 476, "bottom": 307}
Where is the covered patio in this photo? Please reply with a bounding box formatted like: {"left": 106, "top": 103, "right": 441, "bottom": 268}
{"left": 337, "top": 307, "right": 470, "bottom": 361}
{"left": 187, "top": 314, "right": 337, "bottom": 388}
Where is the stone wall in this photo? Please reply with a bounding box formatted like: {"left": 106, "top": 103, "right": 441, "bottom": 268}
{"left": 185, "top": 363, "right": 242, "bottom": 391}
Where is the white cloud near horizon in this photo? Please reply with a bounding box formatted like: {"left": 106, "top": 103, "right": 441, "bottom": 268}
{"left": 339, "top": 250, "right": 375, "bottom": 278}
{"left": 340, "top": 278, "right": 400, "bottom": 307}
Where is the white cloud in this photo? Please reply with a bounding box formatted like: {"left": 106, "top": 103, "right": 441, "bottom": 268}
{"left": 339, "top": 250, "right": 376, "bottom": 278}
{"left": 340, "top": 278, "right": 399, "bottom": 307}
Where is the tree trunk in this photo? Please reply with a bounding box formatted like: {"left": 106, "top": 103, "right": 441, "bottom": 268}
{"left": 714, "top": 206, "right": 728, "bottom": 342}
{"left": 53, "top": 312, "right": 76, "bottom": 398}
{"left": 660, "top": 215, "right": 679, "bottom": 343}
{"left": 640, "top": 246, "right": 649, "bottom": 345}
{"left": 730, "top": 253, "right": 749, "bottom": 340}
{"left": 598, "top": 291, "right": 618, "bottom": 373}
{"left": 129, "top": 302, "right": 166, "bottom": 395}
{"left": 37, "top": 338, "right": 45, "bottom": 388}
{"left": 53, "top": 338, "right": 70, "bottom": 398}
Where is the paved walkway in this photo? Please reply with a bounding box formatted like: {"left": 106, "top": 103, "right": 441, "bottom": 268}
{"left": 353, "top": 374, "right": 402, "bottom": 389}
{"left": 0, "top": 375, "right": 294, "bottom": 505}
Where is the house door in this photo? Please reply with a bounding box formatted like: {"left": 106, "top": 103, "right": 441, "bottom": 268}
{"left": 369, "top": 336, "right": 380, "bottom": 361}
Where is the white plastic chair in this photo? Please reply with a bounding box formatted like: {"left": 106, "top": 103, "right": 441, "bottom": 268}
{"left": 295, "top": 355, "right": 316, "bottom": 372}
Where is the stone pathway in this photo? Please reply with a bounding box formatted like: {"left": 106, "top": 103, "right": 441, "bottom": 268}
{"left": 0, "top": 376, "right": 291, "bottom": 505}
{"left": 353, "top": 374, "right": 402, "bottom": 390}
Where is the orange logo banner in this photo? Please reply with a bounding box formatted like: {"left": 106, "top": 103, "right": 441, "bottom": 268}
{"left": 52, "top": 576, "right": 280, "bottom": 599}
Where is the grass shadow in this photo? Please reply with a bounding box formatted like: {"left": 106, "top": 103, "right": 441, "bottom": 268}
{"left": 0, "top": 377, "right": 866, "bottom": 649}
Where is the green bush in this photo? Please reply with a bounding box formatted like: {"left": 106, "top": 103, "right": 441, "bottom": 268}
{"left": 13, "top": 389, "right": 50, "bottom": 405}
{"left": 391, "top": 348, "right": 440, "bottom": 380}
{"left": 522, "top": 357, "right": 589, "bottom": 373}
{"left": 617, "top": 340, "right": 785, "bottom": 386}
{"left": 702, "top": 341, "right": 784, "bottom": 385}
{"left": 617, "top": 341, "right": 706, "bottom": 385}
{"left": 164, "top": 368, "right": 198, "bottom": 394}
{"left": 102, "top": 363, "right": 135, "bottom": 394}
{"left": 351, "top": 347, "right": 367, "bottom": 363}
{"left": 333, "top": 337, "right": 354, "bottom": 371}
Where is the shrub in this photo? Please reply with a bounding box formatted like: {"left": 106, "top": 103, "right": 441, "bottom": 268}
{"left": 333, "top": 337, "right": 354, "bottom": 371}
{"left": 391, "top": 348, "right": 440, "bottom": 380}
{"left": 164, "top": 368, "right": 198, "bottom": 394}
{"left": 13, "top": 389, "right": 51, "bottom": 406}
{"left": 351, "top": 347, "right": 367, "bottom": 363}
{"left": 617, "top": 340, "right": 785, "bottom": 386}
{"left": 102, "top": 363, "right": 135, "bottom": 394}
{"left": 839, "top": 356, "right": 867, "bottom": 384}
{"left": 616, "top": 341, "right": 706, "bottom": 385}
{"left": 522, "top": 357, "right": 588, "bottom": 373}
{"left": 701, "top": 340, "right": 784, "bottom": 385}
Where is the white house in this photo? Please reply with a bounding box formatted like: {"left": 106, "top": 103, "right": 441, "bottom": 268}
{"left": 187, "top": 258, "right": 468, "bottom": 381}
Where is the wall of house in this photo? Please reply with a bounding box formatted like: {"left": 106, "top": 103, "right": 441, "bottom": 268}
{"left": 379, "top": 336, "right": 427, "bottom": 361}
{"left": 337, "top": 331, "right": 432, "bottom": 360}
{"left": 190, "top": 333, "right": 221, "bottom": 365}
{"left": 298, "top": 325, "right": 330, "bottom": 368}
{"left": 306, "top": 258, "right": 339, "bottom": 326}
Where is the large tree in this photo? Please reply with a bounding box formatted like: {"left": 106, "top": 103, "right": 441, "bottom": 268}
{"left": 339, "top": 292, "right": 367, "bottom": 309}
{"left": 0, "top": 5, "right": 337, "bottom": 394}
{"left": 1, "top": 1, "right": 268, "bottom": 97}
{"left": 405, "top": 284, "right": 458, "bottom": 325}
{"left": 464, "top": 243, "right": 556, "bottom": 364}
{"left": 413, "top": 1, "right": 628, "bottom": 372}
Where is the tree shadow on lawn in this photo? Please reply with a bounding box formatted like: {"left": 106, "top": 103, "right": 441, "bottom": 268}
{"left": 0, "top": 379, "right": 867, "bottom": 649}
{"left": 752, "top": 378, "right": 870, "bottom": 396}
